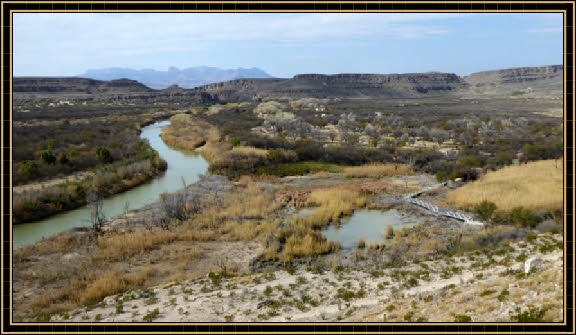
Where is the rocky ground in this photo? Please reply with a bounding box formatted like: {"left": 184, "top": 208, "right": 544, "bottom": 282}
{"left": 15, "top": 171, "right": 564, "bottom": 323}
{"left": 55, "top": 233, "right": 563, "bottom": 323}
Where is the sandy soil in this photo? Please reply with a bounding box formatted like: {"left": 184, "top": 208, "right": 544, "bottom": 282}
{"left": 56, "top": 233, "right": 563, "bottom": 323}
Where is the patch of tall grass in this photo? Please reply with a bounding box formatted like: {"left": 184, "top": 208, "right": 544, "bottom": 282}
{"left": 161, "top": 114, "right": 220, "bottom": 151}
{"left": 95, "top": 228, "right": 178, "bottom": 262}
{"left": 303, "top": 188, "right": 367, "bottom": 228}
{"left": 344, "top": 163, "right": 413, "bottom": 178}
{"left": 446, "top": 159, "right": 562, "bottom": 212}
{"left": 255, "top": 161, "right": 345, "bottom": 177}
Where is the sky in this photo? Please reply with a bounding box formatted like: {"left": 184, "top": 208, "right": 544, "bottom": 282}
{"left": 13, "top": 13, "right": 563, "bottom": 77}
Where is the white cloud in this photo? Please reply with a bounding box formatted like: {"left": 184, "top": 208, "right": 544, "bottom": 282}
{"left": 12, "top": 13, "right": 561, "bottom": 76}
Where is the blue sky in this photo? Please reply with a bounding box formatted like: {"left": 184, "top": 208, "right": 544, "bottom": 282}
{"left": 13, "top": 13, "right": 562, "bottom": 77}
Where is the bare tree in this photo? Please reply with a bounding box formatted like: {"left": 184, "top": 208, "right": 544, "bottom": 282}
{"left": 87, "top": 190, "right": 106, "bottom": 236}
{"left": 160, "top": 192, "right": 188, "bottom": 222}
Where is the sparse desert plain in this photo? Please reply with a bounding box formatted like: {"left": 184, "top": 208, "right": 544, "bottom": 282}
{"left": 11, "top": 62, "right": 564, "bottom": 323}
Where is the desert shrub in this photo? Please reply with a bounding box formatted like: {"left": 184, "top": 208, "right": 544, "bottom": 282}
{"left": 95, "top": 147, "right": 113, "bottom": 163}
{"left": 474, "top": 200, "right": 497, "bottom": 222}
{"left": 454, "top": 314, "right": 472, "bottom": 322}
{"left": 209, "top": 150, "right": 268, "bottom": 177}
{"left": 17, "top": 160, "right": 39, "bottom": 179}
{"left": 40, "top": 151, "right": 57, "bottom": 165}
{"left": 266, "top": 149, "right": 298, "bottom": 163}
{"left": 510, "top": 307, "right": 546, "bottom": 322}
{"left": 457, "top": 155, "right": 485, "bottom": 168}
{"left": 508, "top": 207, "right": 540, "bottom": 228}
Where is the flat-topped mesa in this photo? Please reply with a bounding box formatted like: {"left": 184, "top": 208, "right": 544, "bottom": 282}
{"left": 13, "top": 65, "right": 563, "bottom": 104}
{"left": 13, "top": 77, "right": 153, "bottom": 95}
{"left": 14, "top": 77, "right": 103, "bottom": 93}
{"left": 193, "top": 72, "right": 469, "bottom": 100}
{"left": 96, "top": 78, "right": 153, "bottom": 93}
{"left": 464, "top": 65, "right": 564, "bottom": 88}
{"left": 194, "top": 78, "right": 284, "bottom": 90}
{"left": 13, "top": 77, "right": 217, "bottom": 104}
{"left": 293, "top": 72, "right": 464, "bottom": 84}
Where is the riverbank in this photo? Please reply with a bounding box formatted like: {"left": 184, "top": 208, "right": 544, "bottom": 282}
{"left": 12, "top": 120, "right": 209, "bottom": 248}
{"left": 13, "top": 155, "right": 167, "bottom": 224}
{"left": 12, "top": 110, "right": 181, "bottom": 225}
{"left": 12, "top": 166, "right": 564, "bottom": 322}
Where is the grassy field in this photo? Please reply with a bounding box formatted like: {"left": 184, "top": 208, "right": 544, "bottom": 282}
{"left": 344, "top": 163, "right": 413, "bottom": 178}
{"left": 255, "top": 161, "right": 345, "bottom": 177}
{"left": 446, "top": 159, "right": 563, "bottom": 212}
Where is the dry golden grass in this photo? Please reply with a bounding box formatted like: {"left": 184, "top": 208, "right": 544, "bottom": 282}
{"left": 446, "top": 160, "right": 563, "bottom": 211}
{"left": 304, "top": 188, "right": 367, "bottom": 227}
{"left": 282, "top": 232, "right": 340, "bottom": 261}
{"left": 81, "top": 267, "right": 156, "bottom": 304}
{"left": 161, "top": 114, "right": 220, "bottom": 151}
{"left": 14, "top": 232, "right": 88, "bottom": 259}
{"left": 220, "top": 182, "right": 280, "bottom": 218}
{"left": 225, "top": 220, "right": 280, "bottom": 241}
{"left": 199, "top": 140, "right": 232, "bottom": 163}
{"left": 344, "top": 163, "right": 413, "bottom": 178}
{"left": 230, "top": 145, "right": 268, "bottom": 157}
{"left": 269, "top": 186, "right": 367, "bottom": 262}
{"left": 95, "top": 228, "right": 178, "bottom": 262}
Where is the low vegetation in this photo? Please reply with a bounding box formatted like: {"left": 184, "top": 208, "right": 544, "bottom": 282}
{"left": 344, "top": 163, "right": 413, "bottom": 178}
{"left": 446, "top": 159, "right": 562, "bottom": 212}
{"left": 13, "top": 153, "right": 166, "bottom": 223}
{"left": 446, "top": 159, "right": 562, "bottom": 227}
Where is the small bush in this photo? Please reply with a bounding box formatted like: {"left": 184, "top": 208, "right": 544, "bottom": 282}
{"left": 404, "top": 311, "right": 415, "bottom": 322}
{"left": 508, "top": 207, "right": 540, "bottom": 227}
{"left": 475, "top": 200, "right": 497, "bottom": 222}
{"left": 454, "top": 314, "right": 472, "bottom": 322}
{"left": 480, "top": 289, "right": 496, "bottom": 297}
{"left": 497, "top": 289, "right": 509, "bottom": 302}
{"left": 385, "top": 225, "right": 394, "bottom": 239}
{"left": 510, "top": 307, "right": 546, "bottom": 322}
{"left": 143, "top": 308, "right": 160, "bottom": 322}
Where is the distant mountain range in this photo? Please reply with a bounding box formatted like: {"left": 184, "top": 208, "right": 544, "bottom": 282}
{"left": 78, "top": 66, "right": 274, "bottom": 89}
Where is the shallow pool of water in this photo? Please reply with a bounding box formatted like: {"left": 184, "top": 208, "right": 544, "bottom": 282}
{"left": 13, "top": 120, "right": 209, "bottom": 248}
{"left": 319, "top": 209, "right": 422, "bottom": 249}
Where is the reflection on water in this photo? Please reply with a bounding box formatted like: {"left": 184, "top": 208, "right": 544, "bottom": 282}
{"left": 317, "top": 209, "right": 422, "bottom": 249}
{"left": 13, "top": 120, "right": 209, "bottom": 248}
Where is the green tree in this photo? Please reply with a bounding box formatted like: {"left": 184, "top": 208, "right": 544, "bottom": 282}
{"left": 18, "top": 160, "right": 38, "bottom": 178}
{"left": 58, "top": 153, "right": 70, "bottom": 165}
{"left": 95, "top": 147, "right": 113, "bottom": 163}
{"left": 40, "top": 151, "right": 56, "bottom": 165}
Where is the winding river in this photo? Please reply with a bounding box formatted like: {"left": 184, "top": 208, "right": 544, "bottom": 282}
{"left": 13, "top": 120, "right": 209, "bottom": 248}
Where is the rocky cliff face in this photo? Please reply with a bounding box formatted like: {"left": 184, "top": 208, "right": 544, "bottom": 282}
{"left": 13, "top": 77, "right": 216, "bottom": 104}
{"left": 463, "top": 65, "right": 563, "bottom": 96}
{"left": 195, "top": 73, "right": 469, "bottom": 100}
{"left": 13, "top": 65, "right": 563, "bottom": 104}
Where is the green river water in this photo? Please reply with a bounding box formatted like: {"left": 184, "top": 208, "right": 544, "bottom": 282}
{"left": 13, "top": 120, "right": 209, "bottom": 248}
